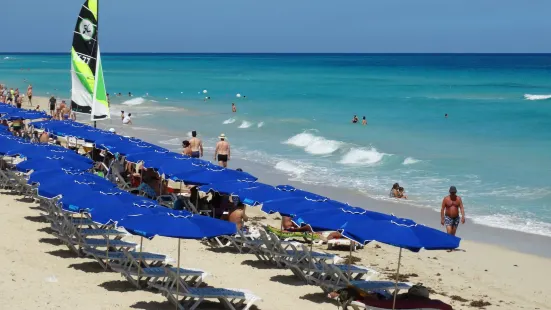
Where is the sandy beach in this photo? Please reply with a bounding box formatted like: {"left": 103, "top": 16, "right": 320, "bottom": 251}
{"left": 1, "top": 96, "right": 550, "bottom": 310}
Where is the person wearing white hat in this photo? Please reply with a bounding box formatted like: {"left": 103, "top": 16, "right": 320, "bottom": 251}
{"left": 214, "top": 133, "right": 230, "bottom": 167}
{"left": 109, "top": 128, "right": 116, "bottom": 134}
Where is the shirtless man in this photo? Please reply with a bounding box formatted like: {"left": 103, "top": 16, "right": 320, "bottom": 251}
{"left": 232, "top": 103, "right": 237, "bottom": 113}
{"left": 440, "top": 186, "right": 465, "bottom": 236}
{"left": 189, "top": 131, "right": 203, "bottom": 158}
{"left": 27, "top": 85, "right": 33, "bottom": 106}
{"left": 226, "top": 198, "right": 248, "bottom": 231}
{"left": 214, "top": 133, "right": 230, "bottom": 167}
{"left": 39, "top": 131, "right": 50, "bottom": 143}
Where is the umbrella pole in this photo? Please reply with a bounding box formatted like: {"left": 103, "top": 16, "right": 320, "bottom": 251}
{"left": 392, "top": 248, "right": 403, "bottom": 310}
{"left": 137, "top": 236, "right": 143, "bottom": 287}
{"left": 348, "top": 241, "right": 352, "bottom": 279}
{"left": 176, "top": 238, "right": 181, "bottom": 310}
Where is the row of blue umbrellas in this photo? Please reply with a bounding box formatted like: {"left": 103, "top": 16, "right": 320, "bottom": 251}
{"left": 0, "top": 103, "right": 50, "bottom": 120}
{"left": 3, "top": 102, "right": 461, "bottom": 252}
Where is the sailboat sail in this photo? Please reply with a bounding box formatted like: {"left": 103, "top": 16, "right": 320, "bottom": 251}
{"left": 70, "top": 0, "right": 109, "bottom": 120}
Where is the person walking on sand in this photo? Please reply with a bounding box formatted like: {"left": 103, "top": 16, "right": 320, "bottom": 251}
{"left": 214, "top": 133, "right": 230, "bottom": 167}
{"left": 232, "top": 103, "right": 237, "bottom": 113}
{"left": 49, "top": 96, "right": 56, "bottom": 116}
{"left": 441, "top": 186, "right": 465, "bottom": 236}
{"left": 189, "top": 131, "right": 203, "bottom": 158}
{"left": 27, "top": 85, "right": 33, "bottom": 106}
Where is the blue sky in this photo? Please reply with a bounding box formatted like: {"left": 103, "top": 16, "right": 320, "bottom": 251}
{"left": 3, "top": 0, "right": 551, "bottom": 53}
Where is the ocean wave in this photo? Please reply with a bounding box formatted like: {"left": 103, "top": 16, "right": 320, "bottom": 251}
{"left": 524, "top": 94, "right": 551, "bottom": 101}
{"left": 121, "top": 97, "right": 146, "bottom": 106}
{"left": 238, "top": 121, "right": 253, "bottom": 129}
{"left": 257, "top": 122, "right": 264, "bottom": 128}
{"left": 284, "top": 132, "right": 343, "bottom": 155}
{"left": 131, "top": 126, "right": 157, "bottom": 131}
{"left": 403, "top": 157, "right": 421, "bottom": 165}
{"left": 472, "top": 214, "right": 551, "bottom": 237}
{"left": 339, "top": 147, "right": 386, "bottom": 165}
{"left": 160, "top": 137, "right": 182, "bottom": 146}
{"left": 223, "top": 118, "right": 236, "bottom": 124}
{"left": 274, "top": 160, "right": 306, "bottom": 176}
{"left": 3, "top": 56, "right": 15, "bottom": 60}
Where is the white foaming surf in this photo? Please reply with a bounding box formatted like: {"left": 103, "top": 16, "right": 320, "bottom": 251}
{"left": 284, "top": 132, "right": 343, "bottom": 155}
{"left": 160, "top": 137, "right": 182, "bottom": 146}
{"left": 121, "top": 97, "right": 146, "bottom": 106}
{"left": 257, "top": 122, "right": 264, "bottom": 128}
{"left": 339, "top": 147, "right": 386, "bottom": 165}
{"left": 524, "top": 94, "right": 551, "bottom": 101}
{"left": 275, "top": 160, "right": 306, "bottom": 176}
{"left": 223, "top": 118, "right": 236, "bottom": 124}
{"left": 238, "top": 121, "right": 253, "bottom": 129}
{"left": 403, "top": 157, "right": 421, "bottom": 165}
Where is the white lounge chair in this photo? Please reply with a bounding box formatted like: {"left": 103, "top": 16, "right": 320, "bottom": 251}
{"left": 163, "top": 268, "right": 261, "bottom": 310}
{"left": 109, "top": 250, "right": 205, "bottom": 289}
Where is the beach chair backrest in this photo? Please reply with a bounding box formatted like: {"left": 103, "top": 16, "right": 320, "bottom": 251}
{"left": 67, "top": 136, "right": 77, "bottom": 148}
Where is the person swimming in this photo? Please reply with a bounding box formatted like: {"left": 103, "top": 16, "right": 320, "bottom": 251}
{"left": 352, "top": 115, "right": 359, "bottom": 124}
{"left": 362, "top": 116, "right": 367, "bottom": 125}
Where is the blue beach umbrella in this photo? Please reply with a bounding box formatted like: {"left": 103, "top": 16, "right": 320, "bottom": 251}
{"left": 236, "top": 185, "right": 327, "bottom": 206}
{"left": 118, "top": 210, "right": 237, "bottom": 239}
{"left": 61, "top": 191, "right": 160, "bottom": 225}
{"left": 28, "top": 170, "right": 114, "bottom": 187}
{"left": 261, "top": 196, "right": 348, "bottom": 217}
{"left": 294, "top": 208, "right": 460, "bottom": 309}
{"left": 16, "top": 156, "right": 92, "bottom": 172}
{"left": 198, "top": 180, "right": 263, "bottom": 196}
{"left": 36, "top": 176, "right": 118, "bottom": 199}
{"left": 170, "top": 165, "right": 257, "bottom": 185}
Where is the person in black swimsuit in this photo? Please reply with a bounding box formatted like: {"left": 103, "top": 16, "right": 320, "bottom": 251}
{"left": 352, "top": 115, "right": 358, "bottom": 123}
{"left": 49, "top": 96, "right": 56, "bottom": 116}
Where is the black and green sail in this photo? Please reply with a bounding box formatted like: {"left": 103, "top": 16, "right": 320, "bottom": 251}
{"left": 70, "top": 0, "right": 109, "bottom": 121}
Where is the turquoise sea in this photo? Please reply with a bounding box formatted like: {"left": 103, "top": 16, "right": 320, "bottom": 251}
{"left": 2, "top": 53, "right": 551, "bottom": 237}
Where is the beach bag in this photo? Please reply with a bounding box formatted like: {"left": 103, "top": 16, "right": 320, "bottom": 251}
{"left": 408, "top": 283, "right": 430, "bottom": 298}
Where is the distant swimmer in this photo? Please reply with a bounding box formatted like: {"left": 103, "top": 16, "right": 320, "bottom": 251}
{"left": 441, "top": 186, "right": 465, "bottom": 236}
{"left": 362, "top": 116, "right": 367, "bottom": 125}
{"left": 204, "top": 96, "right": 211, "bottom": 101}
{"left": 128, "top": 92, "right": 132, "bottom": 97}
{"left": 189, "top": 131, "right": 203, "bottom": 158}
{"left": 232, "top": 103, "right": 237, "bottom": 113}
{"left": 352, "top": 115, "right": 358, "bottom": 124}
{"left": 445, "top": 113, "right": 448, "bottom": 118}
{"left": 214, "top": 133, "right": 230, "bottom": 168}
{"left": 123, "top": 113, "right": 133, "bottom": 125}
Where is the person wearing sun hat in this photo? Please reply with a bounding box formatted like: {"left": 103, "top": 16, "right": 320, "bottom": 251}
{"left": 440, "top": 185, "right": 465, "bottom": 236}
{"left": 214, "top": 133, "right": 230, "bottom": 167}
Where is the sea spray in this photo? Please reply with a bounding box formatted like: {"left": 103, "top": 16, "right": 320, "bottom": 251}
{"left": 339, "top": 148, "right": 386, "bottom": 165}
{"left": 284, "top": 132, "right": 343, "bottom": 155}
{"left": 238, "top": 121, "right": 253, "bottom": 129}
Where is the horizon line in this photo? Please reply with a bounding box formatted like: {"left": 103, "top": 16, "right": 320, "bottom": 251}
{"left": 2, "top": 52, "right": 551, "bottom": 55}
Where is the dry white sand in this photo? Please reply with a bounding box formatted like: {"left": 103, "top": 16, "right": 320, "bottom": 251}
{"left": 1, "top": 96, "right": 550, "bottom": 309}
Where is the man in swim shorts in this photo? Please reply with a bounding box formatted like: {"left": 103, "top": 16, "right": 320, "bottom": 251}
{"left": 189, "top": 131, "right": 203, "bottom": 158}
{"left": 214, "top": 133, "right": 230, "bottom": 167}
{"left": 440, "top": 186, "right": 465, "bottom": 236}
{"left": 49, "top": 96, "right": 56, "bottom": 116}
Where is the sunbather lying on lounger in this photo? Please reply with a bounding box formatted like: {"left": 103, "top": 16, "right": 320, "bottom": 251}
{"left": 328, "top": 286, "right": 452, "bottom": 310}
{"left": 274, "top": 217, "right": 343, "bottom": 241}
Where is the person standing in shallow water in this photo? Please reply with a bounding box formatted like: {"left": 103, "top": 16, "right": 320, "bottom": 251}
{"left": 214, "top": 133, "right": 230, "bottom": 168}
{"left": 362, "top": 116, "right": 367, "bottom": 125}
{"left": 441, "top": 186, "right": 465, "bottom": 236}
{"left": 232, "top": 103, "right": 237, "bottom": 113}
